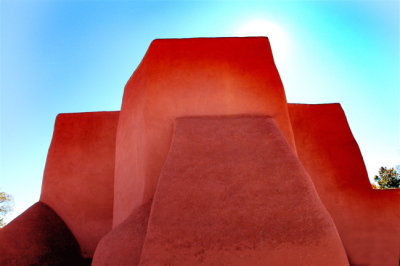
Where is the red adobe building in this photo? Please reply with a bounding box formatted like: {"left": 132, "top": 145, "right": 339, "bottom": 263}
{"left": 1, "top": 37, "right": 398, "bottom": 266}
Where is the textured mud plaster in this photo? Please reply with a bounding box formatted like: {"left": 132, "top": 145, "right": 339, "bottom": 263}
{"left": 0, "top": 202, "right": 87, "bottom": 265}
{"left": 40, "top": 111, "right": 119, "bottom": 257}
{"left": 114, "top": 37, "right": 296, "bottom": 227}
{"left": 140, "top": 116, "right": 348, "bottom": 266}
{"left": 289, "top": 103, "right": 400, "bottom": 266}
{"left": 92, "top": 200, "right": 152, "bottom": 266}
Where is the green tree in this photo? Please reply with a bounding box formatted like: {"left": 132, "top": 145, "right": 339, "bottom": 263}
{"left": 373, "top": 166, "right": 400, "bottom": 189}
{"left": 0, "top": 191, "right": 13, "bottom": 228}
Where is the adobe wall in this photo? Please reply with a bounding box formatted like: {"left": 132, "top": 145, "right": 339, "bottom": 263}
{"left": 0, "top": 202, "right": 86, "bottom": 265}
{"left": 140, "top": 116, "right": 348, "bottom": 265}
{"left": 288, "top": 104, "right": 400, "bottom": 265}
{"left": 92, "top": 200, "right": 152, "bottom": 266}
{"left": 114, "top": 37, "right": 296, "bottom": 226}
{"left": 40, "top": 111, "right": 119, "bottom": 257}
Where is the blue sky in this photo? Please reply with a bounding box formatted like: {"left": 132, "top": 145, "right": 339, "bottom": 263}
{"left": 1, "top": 0, "right": 399, "bottom": 221}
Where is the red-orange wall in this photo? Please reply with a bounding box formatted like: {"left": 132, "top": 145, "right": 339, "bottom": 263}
{"left": 140, "top": 116, "right": 348, "bottom": 265}
{"left": 114, "top": 37, "right": 296, "bottom": 226}
{"left": 0, "top": 202, "right": 86, "bottom": 265}
{"left": 40, "top": 111, "right": 119, "bottom": 257}
{"left": 92, "top": 200, "right": 152, "bottom": 266}
{"left": 289, "top": 104, "right": 400, "bottom": 265}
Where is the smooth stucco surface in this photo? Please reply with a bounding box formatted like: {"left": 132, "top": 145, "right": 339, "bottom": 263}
{"left": 0, "top": 202, "right": 87, "bottom": 265}
{"left": 114, "top": 37, "right": 296, "bottom": 226}
{"left": 40, "top": 111, "right": 118, "bottom": 257}
{"left": 289, "top": 103, "right": 400, "bottom": 266}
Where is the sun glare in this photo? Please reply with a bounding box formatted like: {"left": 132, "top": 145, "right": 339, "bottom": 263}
{"left": 235, "top": 19, "right": 290, "bottom": 64}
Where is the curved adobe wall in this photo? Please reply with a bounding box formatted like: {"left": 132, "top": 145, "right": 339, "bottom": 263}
{"left": 288, "top": 104, "right": 400, "bottom": 266}
{"left": 0, "top": 202, "right": 86, "bottom": 265}
{"left": 40, "top": 111, "right": 118, "bottom": 257}
{"left": 92, "top": 200, "right": 152, "bottom": 266}
{"left": 114, "top": 37, "right": 296, "bottom": 226}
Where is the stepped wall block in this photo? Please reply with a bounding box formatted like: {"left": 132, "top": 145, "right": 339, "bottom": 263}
{"left": 114, "top": 37, "right": 296, "bottom": 226}
{"left": 40, "top": 111, "right": 119, "bottom": 257}
{"left": 140, "top": 116, "right": 348, "bottom": 265}
{"left": 289, "top": 103, "right": 400, "bottom": 265}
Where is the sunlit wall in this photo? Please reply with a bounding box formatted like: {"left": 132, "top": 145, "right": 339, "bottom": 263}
{"left": 1, "top": 0, "right": 398, "bottom": 221}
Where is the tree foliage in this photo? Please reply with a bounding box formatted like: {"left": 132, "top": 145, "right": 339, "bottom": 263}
{"left": 373, "top": 166, "right": 400, "bottom": 189}
{"left": 0, "top": 191, "right": 13, "bottom": 228}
